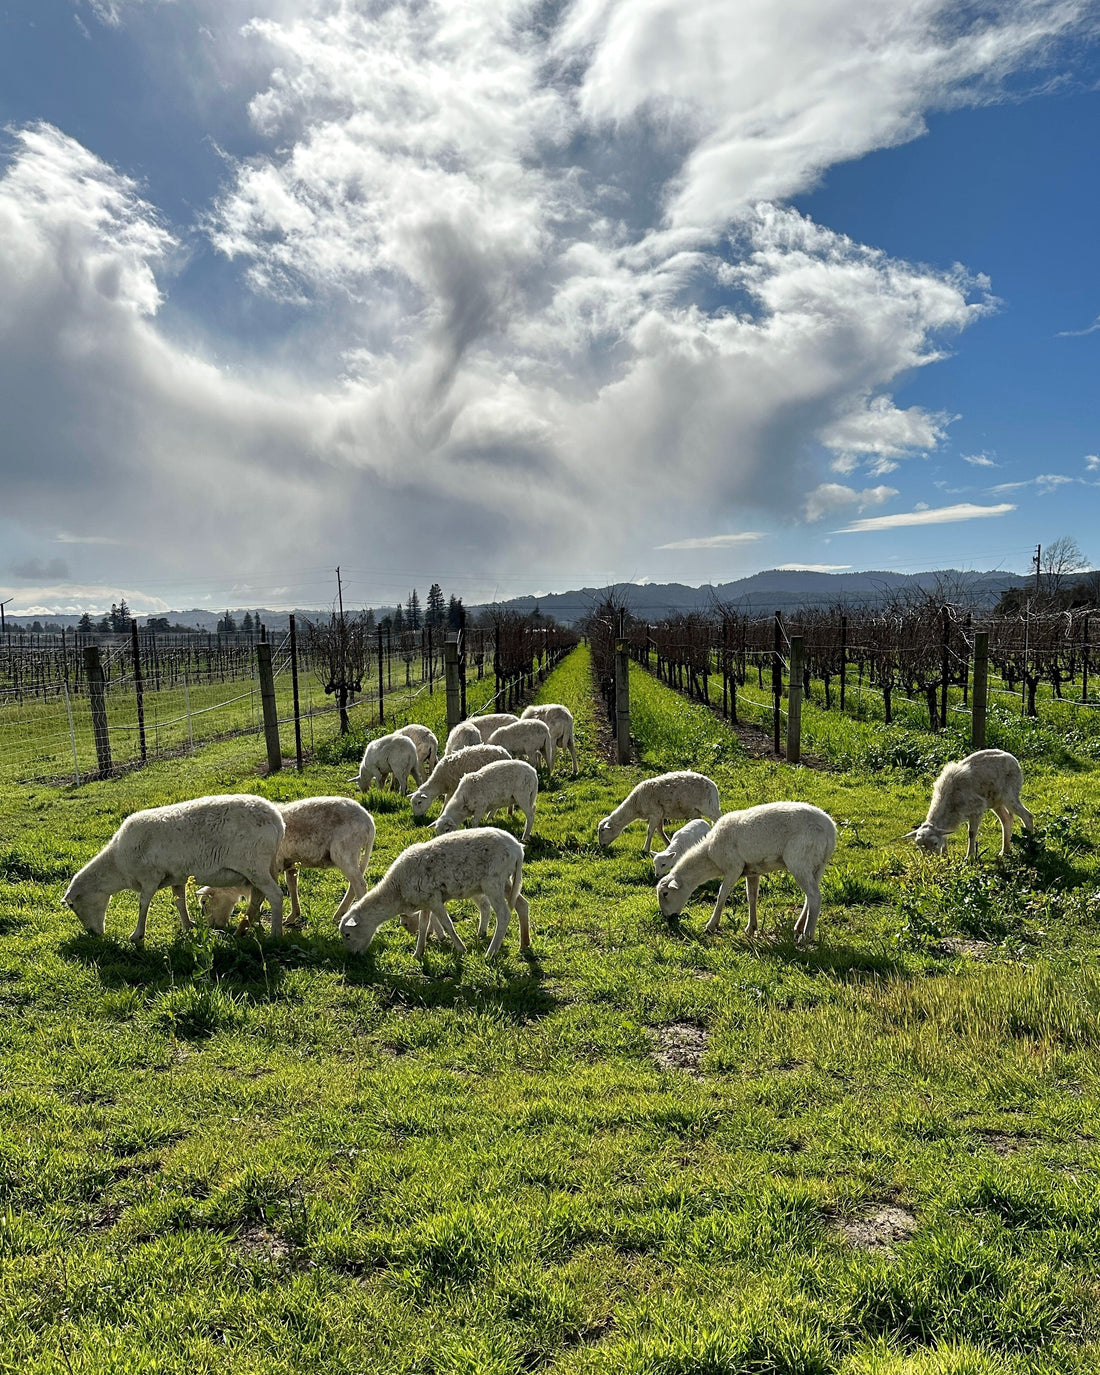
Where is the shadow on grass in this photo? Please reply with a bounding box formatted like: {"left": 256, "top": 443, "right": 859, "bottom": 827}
{"left": 341, "top": 944, "right": 557, "bottom": 1021}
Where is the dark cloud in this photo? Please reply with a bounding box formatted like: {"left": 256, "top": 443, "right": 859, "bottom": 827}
{"left": 10, "top": 557, "right": 71, "bottom": 581}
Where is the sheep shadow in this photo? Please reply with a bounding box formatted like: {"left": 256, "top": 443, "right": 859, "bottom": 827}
{"left": 58, "top": 930, "right": 292, "bottom": 999}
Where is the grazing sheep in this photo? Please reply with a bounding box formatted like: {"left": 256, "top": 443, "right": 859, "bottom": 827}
{"left": 432, "top": 759, "right": 539, "bottom": 842}
{"left": 487, "top": 719, "right": 554, "bottom": 773}
{"left": 63, "top": 794, "right": 285, "bottom": 943}
{"left": 445, "top": 721, "right": 483, "bottom": 754}
{"left": 905, "top": 749, "right": 1034, "bottom": 860}
{"left": 340, "top": 827, "right": 529, "bottom": 960}
{"left": 598, "top": 771, "right": 720, "bottom": 853}
{"left": 657, "top": 803, "right": 837, "bottom": 946}
{"left": 352, "top": 733, "right": 421, "bottom": 795}
{"left": 467, "top": 712, "right": 519, "bottom": 742}
{"left": 521, "top": 704, "right": 578, "bottom": 777}
{"left": 653, "top": 818, "right": 713, "bottom": 879}
{"left": 198, "top": 796, "right": 375, "bottom": 931}
{"left": 396, "top": 723, "right": 439, "bottom": 775}
{"left": 410, "top": 744, "right": 512, "bottom": 817}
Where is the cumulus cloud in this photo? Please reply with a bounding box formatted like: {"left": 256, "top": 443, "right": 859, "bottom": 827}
{"left": 2, "top": 0, "right": 1093, "bottom": 594}
{"left": 834, "top": 502, "right": 1016, "bottom": 532}
{"left": 1086, "top": 455, "right": 1100, "bottom": 470}
{"left": 963, "top": 452, "right": 996, "bottom": 467}
{"left": 803, "top": 483, "right": 898, "bottom": 522}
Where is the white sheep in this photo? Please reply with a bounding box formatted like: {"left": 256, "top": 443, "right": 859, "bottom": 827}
{"left": 352, "top": 732, "right": 421, "bottom": 795}
{"left": 340, "top": 827, "right": 529, "bottom": 960}
{"left": 521, "top": 703, "right": 578, "bottom": 776}
{"left": 444, "top": 721, "right": 484, "bottom": 754}
{"left": 63, "top": 794, "right": 285, "bottom": 943}
{"left": 197, "top": 796, "right": 375, "bottom": 931}
{"left": 432, "top": 759, "right": 539, "bottom": 843}
{"left": 410, "top": 744, "right": 512, "bottom": 817}
{"left": 904, "top": 749, "right": 1034, "bottom": 860}
{"left": 396, "top": 723, "right": 439, "bottom": 776}
{"left": 656, "top": 802, "right": 837, "bottom": 946}
{"left": 467, "top": 712, "right": 519, "bottom": 742}
{"left": 653, "top": 818, "right": 713, "bottom": 879}
{"left": 488, "top": 719, "right": 554, "bottom": 773}
{"left": 598, "top": 771, "right": 720, "bottom": 852}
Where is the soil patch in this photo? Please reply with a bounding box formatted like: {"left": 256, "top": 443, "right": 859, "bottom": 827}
{"left": 976, "top": 1130, "right": 1032, "bottom": 1155}
{"left": 937, "top": 937, "right": 993, "bottom": 959}
{"left": 834, "top": 1203, "right": 918, "bottom": 1252}
{"left": 236, "top": 1225, "right": 294, "bottom": 1265}
{"left": 652, "top": 1022, "right": 709, "bottom": 1076}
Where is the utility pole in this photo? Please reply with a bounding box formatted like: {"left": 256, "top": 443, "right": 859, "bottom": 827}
{"left": 0, "top": 598, "right": 11, "bottom": 634}
{"left": 1034, "top": 543, "right": 1042, "bottom": 596}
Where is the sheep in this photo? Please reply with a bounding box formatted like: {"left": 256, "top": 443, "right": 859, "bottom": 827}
{"left": 653, "top": 818, "right": 713, "bottom": 879}
{"left": 352, "top": 732, "right": 421, "bottom": 795}
{"left": 63, "top": 794, "right": 285, "bottom": 943}
{"left": 409, "top": 744, "right": 512, "bottom": 817}
{"left": 431, "top": 759, "right": 539, "bottom": 843}
{"left": 487, "top": 719, "right": 554, "bottom": 773}
{"left": 340, "top": 827, "right": 529, "bottom": 960}
{"left": 444, "top": 721, "right": 484, "bottom": 754}
{"left": 904, "top": 749, "right": 1034, "bottom": 860}
{"left": 467, "top": 712, "right": 519, "bottom": 742}
{"left": 521, "top": 703, "right": 578, "bottom": 777}
{"left": 396, "top": 723, "right": 439, "bottom": 776}
{"left": 197, "top": 797, "right": 375, "bottom": 931}
{"left": 656, "top": 803, "right": 837, "bottom": 946}
{"left": 598, "top": 771, "right": 720, "bottom": 853}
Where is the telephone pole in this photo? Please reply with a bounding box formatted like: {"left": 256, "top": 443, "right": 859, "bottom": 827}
{"left": 1033, "top": 543, "right": 1042, "bottom": 596}
{"left": 0, "top": 598, "right": 11, "bottom": 634}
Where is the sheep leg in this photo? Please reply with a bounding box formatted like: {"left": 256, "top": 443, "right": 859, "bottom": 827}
{"left": 743, "top": 875, "right": 760, "bottom": 937}
{"left": 704, "top": 874, "right": 738, "bottom": 935}
{"left": 514, "top": 893, "right": 531, "bottom": 951}
{"left": 332, "top": 862, "right": 368, "bottom": 922}
{"left": 242, "top": 867, "right": 284, "bottom": 938}
{"left": 130, "top": 886, "right": 158, "bottom": 944}
{"left": 473, "top": 895, "right": 492, "bottom": 940}
{"left": 1013, "top": 799, "right": 1035, "bottom": 832}
{"left": 284, "top": 864, "right": 302, "bottom": 926}
{"left": 966, "top": 816, "right": 982, "bottom": 861}
{"left": 791, "top": 867, "right": 823, "bottom": 946}
{"left": 171, "top": 884, "right": 193, "bottom": 935}
{"left": 568, "top": 735, "right": 578, "bottom": 777}
{"left": 484, "top": 882, "right": 512, "bottom": 960}
{"left": 643, "top": 820, "right": 658, "bottom": 853}
{"left": 428, "top": 902, "right": 466, "bottom": 957}
{"left": 992, "top": 805, "right": 1014, "bottom": 855}
{"left": 520, "top": 806, "right": 533, "bottom": 843}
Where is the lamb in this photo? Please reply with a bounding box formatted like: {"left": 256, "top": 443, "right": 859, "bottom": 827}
{"left": 396, "top": 723, "right": 439, "bottom": 776}
{"left": 597, "top": 771, "right": 721, "bottom": 852}
{"left": 352, "top": 732, "right": 421, "bottom": 795}
{"left": 431, "top": 759, "right": 539, "bottom": 843}
{"left": 467, "top": 712, "right": 519, "bottom": 742}
{"left": 904, "top": 749, "right": 1034, "bottom": 860}
{"left": 63, "top": 794, "right": 285, "bottom": 943}
{"left": 339, "top": 827, "right": 529, "bottom": 960}
{"left": 444, "top": 721, "right": 484, "bottom": 754}
{"left": 521, "top": 704, "right": 578, "bottom": 777}
{"left": 409, "top": 744, "right": 512, "bottom": 817}
{"left": 487, "top": 719, "right": 554, "bottom": 773}
{"left": 652, "top": 818, "right": 713, "bottom": 879}
{"left": 197, "top": 796, "right": 375, "bottom": 931}
{"left": 656, "top": 803, "right": 837, "bottom": 947}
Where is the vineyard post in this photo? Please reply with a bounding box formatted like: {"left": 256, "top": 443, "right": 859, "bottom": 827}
{"left": 130, "top": 621, "right": 147, "bottom": 762}
{"left": 83, "top": 645, "right": 112, "bottom": 778}
{"left": 1083, "top": 614, "right": 1090, "bottom": 704}
{"left": 377, "top": 626, "right": 385, "bottom": 725}
{"left": 839, "top": 616, "right": 847, "bottom": 711}
{"left": 972, "top": 631, "right": 988, "bottom": 750}
{"left": 63, "top": 683, "right": 81, "bottom": 786}
{"left": 445, "top": 635, "right": 461, "bottom": 732}
{"left": 184, "top": 675, "right": 194, "bottom": 753}
{"left": 289, "top": 615, "right": 304, "bottom": 771}
{"left": 256, "top": 642, "right": 282, "bottom": 774}
{"left": 772, "top": 611, "right": 782, "bottom": 757}
{"left": 939, "top": 606, "right": 950, "bottom": 732}
{"left": 459, "top": 607, "right": 468, "bottom": 719}
{"left": 615, "top": 635, "right": 631, "bottom": 765}
{"left": 787, "top": 635, "right": 803, "bottom": 765}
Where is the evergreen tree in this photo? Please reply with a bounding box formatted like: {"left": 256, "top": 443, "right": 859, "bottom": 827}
{"left": 406, "top": 589, "right": 421, "bottom": 630}
{"left": 242, "top": 612, "right": 254, "bottom": 632}
{"left": 78, "top": 612, "right": 93, "bottom": 632}
{"left": 426, "top": 583, "right": 446, "bottom": 627}
{"left": 393, "top": 605, "right": 406, "bottom": 635}
{"left": 446, "top": 595, "right": 465, "bottom": 630}
{"left": 109, "top": 599, "right": 131, "bottom": 632}
{"left": 363, "top": 608, "right": 376, "bottom": 632}
{"left": 217, "top": 610, "right": 238, "bottom": 634}
{"left": 96, "top": 615, "right": 110, "bottom": 633}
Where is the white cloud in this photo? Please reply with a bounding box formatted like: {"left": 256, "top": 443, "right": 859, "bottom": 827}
{"left": 962, "top": 452, "right": 996, "bottom": 467}
{"left": 1086, "top": 455, "right": 1100, "bottom": 471}
{"left": 834, "top": 502, "right": 1016, "bottom": 532}
{"left": 1057, "top": 314, "right": 1100, "bottom": 338}
{"left": 0, "top": 584, "right": 171, "bottom": 617}
{"left": 655, "top": 532, "right": 765, "bottom": 551}
{"left": 991, "top": 473, "right": 1073, "bottom": 495}
{"left": 803, "top": 482, "right": 898, "bottom": 522}
{"left": 774, "top": 563, "right": 852, "bottom": 572}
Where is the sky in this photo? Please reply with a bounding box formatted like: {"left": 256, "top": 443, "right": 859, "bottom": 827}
{"left": 1, "top": 0, "right": 1098, "bottom": 617}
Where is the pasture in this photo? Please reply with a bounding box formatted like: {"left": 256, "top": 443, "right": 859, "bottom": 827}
{"left": 1, "top": 645, "right": 1099, "bottom": 1373}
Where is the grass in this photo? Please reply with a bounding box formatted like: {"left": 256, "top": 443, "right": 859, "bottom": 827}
{"left": 1, "top": 645, "right": 1100, "bottom": 1371}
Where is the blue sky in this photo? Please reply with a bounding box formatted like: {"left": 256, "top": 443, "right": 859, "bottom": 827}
{"left": 0, "top": 0, "right": 1098, "bottom": 616}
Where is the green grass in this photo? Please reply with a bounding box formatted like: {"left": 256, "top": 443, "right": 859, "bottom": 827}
{"left": 1, "top": 645, "right": 1100, "bottom": 1371}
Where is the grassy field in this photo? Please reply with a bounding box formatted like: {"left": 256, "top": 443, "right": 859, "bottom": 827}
{"left": 2, "top": 646, "right": 1100, "bottom": 1372}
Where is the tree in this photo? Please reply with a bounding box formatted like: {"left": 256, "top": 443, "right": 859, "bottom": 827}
{"left": 242, "top": 612, "right": 254, "bottom": 633}
{"left": 363, "top": 608, "right": 376, "bottom": 632}
{"left": 147, "top": 616, "right": 170, "bottom": 631}
{"left": 406, "top": 589, "right": 421, "bottom": 630}
{"left": 109, "top": 599, "right": 131, "bottom": 632}
{"left": 306, "top": 610, "right": 370, "bottom": 734}
{"left": 393, "top": 605, "right": 406, "bottom": 635}
{"left": 447, "top": 595, "right": 465, "bottom": 630}
{"left": 217, "top": 610, "right": 237, "bottom": 634}
{"left": 78, "top": 612, "right": 93, "bottom": 632}
{"left": 426, "top": 583, "right": 446, "bottom": 628}
{"left": 1040, "top": 537, "right": 1088, "bottom": 599}
{"left": 96, "top": 615, "right": 110, "bottom": 633}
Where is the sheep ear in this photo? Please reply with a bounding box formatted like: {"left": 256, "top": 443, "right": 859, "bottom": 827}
{"left": 666, "top": 878, "right": 680, "bottom": 891}
{"left": 891, "top": 829, "right": 920, "bottom": 843}
{"left": 341, "top": 916, "right": 358, "bottom": 930}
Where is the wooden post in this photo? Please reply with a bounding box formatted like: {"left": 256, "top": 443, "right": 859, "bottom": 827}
{"left": 377, "top": 626, "right": 385, "bottom": 724}
{"left": 839, "top": 615, "right": 847, "bottom": 711}
{"left": 1082, "top": 614, "right": 1090, "bottom": 704}
{"left": 972, "top": 631, "right": 988, "bottom": 750}
{"left": 83, "top": 644, "right": 112, "bottom": 778}
{"left": 459, "top": 607, "right": 468, "bottom": 719}
{"left": 256, "top": 642, "right": 282, "bottom": 774}
{"left": 289, "top": 615, "right": 304, "bottom": 771}
{"left": 772, "top": 611, "right": 783, "bottom": 757}
{"left": 788, "top": 635, "right": 803, "bottom": 765}
{"left": 130, "top": 621, "right": 147, "bottom": 762}
{"left": 615, "top": 638, "right": 631, "bottom": 764}
{"left": 445, "top": 636, "right": 462, "bottom": 733}
{"left": 939, "top": 606, "right": 950, "bottom": 732}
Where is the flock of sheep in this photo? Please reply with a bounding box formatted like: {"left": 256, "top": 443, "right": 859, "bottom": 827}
{"left": 61, "top": 684, "right": 1035, "bottom": 958}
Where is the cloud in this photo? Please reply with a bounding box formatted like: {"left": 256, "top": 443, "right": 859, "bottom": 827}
{"left": 655, "top": 532, "right": 765, "bottom": 551}
{"left": 990, "top": 473, "right": 1073, "bottom": 495}
{"left": 803, "top": 482, "right": 898, "bottom": 522}
{"left": 774, "top": 563, "right": 852, "bottom": 572}
{"left": 54, "top": 533, "right": 124, "bottom": 546}
{"left": 10, "top": 558, "right": 71, "bottom": 581}
{"left": 962, "top": 452, "right": 996, "bottom": 467}
{"left": 1087, "top": 455, "right": 1100, "bottom": 471}
{"left": 834, "top": 502, "right": 1016, "bottom": 532}
{"left": 1057, "top": 314, "right": 1100, "bottom": 338}
{"left": 0, "top": 583, "right": 170, "bottom": 617}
